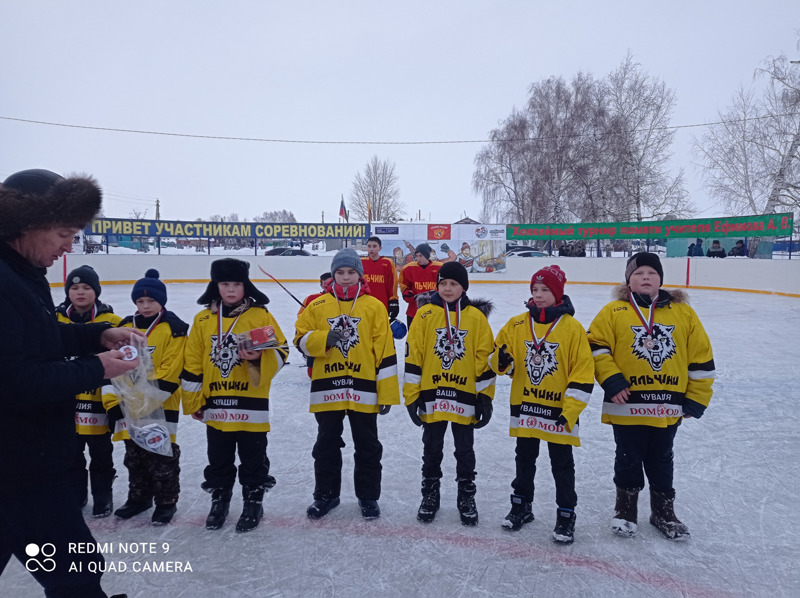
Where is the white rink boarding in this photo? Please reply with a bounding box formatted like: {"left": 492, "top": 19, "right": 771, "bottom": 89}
{"left": 49, "top": 253, "right": 800, "bottom": 297}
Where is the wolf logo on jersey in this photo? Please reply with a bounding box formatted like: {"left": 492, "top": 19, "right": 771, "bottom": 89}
{"left": 327, "top": 314, "right": 361, "bottom": 359}
{"left": 630, "top": 323, "right": 676, "bottom": 372}
{"left": 524, "top": 339, "right": 559, "bottom": 385}
{"left": 433, "top": 326, "right": 467, "bottom": 370}
{"left": 210, "top": 334, "right": 242, "bottom": 378}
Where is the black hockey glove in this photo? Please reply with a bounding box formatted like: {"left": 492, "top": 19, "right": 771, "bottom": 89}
{"left": 407, "top": 400, "right": 424, "bottom": 426}
{"left": 379, "top": 404, "right": 392, "bottom": 415}
{"left": 473, "top": 396, "right": 493, "bottom": 429}
{"left": 555, "top": 415, "right": 571, "bottom": 432}
{"left": 388, "top": 299, "right": 400, "bottom": 321}
{"left": 326, "top": 330, "right": 344, "bottom": 348}
{"left": 106, "top": 404, "right": 124, "bottom": 433}
{"left": 497, "top": 344, "right": 513, "bottom": 371}
{"left": 402, "top": 288, "right": 416, "bottom": 302}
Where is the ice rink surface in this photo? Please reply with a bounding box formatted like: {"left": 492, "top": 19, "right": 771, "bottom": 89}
{"left": 3, "top": 280, "right": 799, "bottom": 597}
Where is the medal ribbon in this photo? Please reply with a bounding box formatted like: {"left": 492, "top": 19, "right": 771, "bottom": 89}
{"left": 528, "top": 314, "right": 561, "bottom": 351}
{"left": 444, "top": 301, "right": 462, "bottom": 349}
{"left": 628, "top": 291, "right": 656, "bottom": 336}
{"left": 142, "top": 309, "right": 165, "bottom": 338}
{"left": 334, "top": 282, "right": 362, "bottom": 318}
{"left": 217, "top": 309, "right": 243, "bottom": 349}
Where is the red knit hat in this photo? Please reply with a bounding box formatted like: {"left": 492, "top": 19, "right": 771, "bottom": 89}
{"left": 530, "top": 265, "right": 567, "bottom": 304}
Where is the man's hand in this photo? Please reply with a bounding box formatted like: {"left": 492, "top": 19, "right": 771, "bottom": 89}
{"left": 100, "top": 327, "right": 145, "bottom": 350}
{"left": 98, "top": 349, "right": 139, "bottom": 379}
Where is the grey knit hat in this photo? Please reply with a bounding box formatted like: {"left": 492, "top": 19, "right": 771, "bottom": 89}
{"left": 330, "top": 248, "right": 364, "bottom": 277}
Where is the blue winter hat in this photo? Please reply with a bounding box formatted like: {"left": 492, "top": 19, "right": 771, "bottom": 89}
{"left": 330, "top": 248, "right": 364, "bottom": 277}
{"left": 132, "top": 269, "right": 167, "bottom": 307}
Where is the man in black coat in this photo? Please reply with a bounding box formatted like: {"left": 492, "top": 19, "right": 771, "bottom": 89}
{"left": 0, "top": 169, "right": 141, "bottom": 598}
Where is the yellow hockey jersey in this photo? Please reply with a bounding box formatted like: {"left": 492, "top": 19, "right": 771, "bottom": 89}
{"left": 181, "top": 302, "right": 288, "bottom": 432}
{"left": 587, "top": 286, "right": 715, "bottom": 427}
{"left": 294, "top": 283, "right": 399, "bottom": 413}
{"left": 492, "top": 296, "right": 594, "bottom": 446}
{"left": 404, "top": 294, "right": 496, "bottom": 425}
{"left": 102, "top": 311, "right": 188, "bottom": 442}
{"left": 57, "top": 304, "right": 122, "bottom": 435}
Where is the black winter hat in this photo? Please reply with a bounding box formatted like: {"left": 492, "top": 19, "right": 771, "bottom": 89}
{"left": 625, "top": 252, "right": 664, "bottom": 286}
{"left": 132, "top": 269, "right": 167, "bottom": 307}
{"left": 415, "top": 243, "right": 432, "bottom": 260}
{"left": 437, "top": 261, "right": 469, "bottom": 291}
{"left": 0, "top": 169, "right": 101, "bottom": 240}
{"left": 197, "top": 258, "right": 269, "bottom": 305}
{"left": 65, "top": 265, "right": 101, "bottom": 298}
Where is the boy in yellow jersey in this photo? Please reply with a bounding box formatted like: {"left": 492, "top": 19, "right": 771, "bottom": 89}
{"left": 56, "top": 265, "right": 122, "bottom": 517}
{"left": 492, "top": 265, "right": 594, "bottom": 543}
{"left": 294, "top": 249, "right": 399, "bottom": 520}
{"left": 182, "top": 259, "right": 288, "bottom": 532}
{"left": 404, "top": 261, "right": 495, "bottom": 526}
{"left": 587, "top": 253, "right": 715, "bottom": 540}
{"left": 102, "top": 269, "right": 188, "bottom": 526}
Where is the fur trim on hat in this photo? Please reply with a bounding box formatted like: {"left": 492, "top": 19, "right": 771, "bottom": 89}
{"left": 197, "top": 258, "right": 269, "bottom": 305}
{"left": 0, "top": 170, "right": 101, "bottom": 240}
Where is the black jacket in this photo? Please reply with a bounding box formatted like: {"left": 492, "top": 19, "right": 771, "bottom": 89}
{"left": 0, "top": 243, "right": 109, "bottom": 493}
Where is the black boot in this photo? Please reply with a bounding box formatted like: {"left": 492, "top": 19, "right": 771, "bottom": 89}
{"left": 611, "top": 486, "right": 639, "bottom": 537}
{"left": 152, "top": 504, "right": 177, "bottom": 526}
{"left": 502, "top": 493, "right": 533, "bottom": 531}
{"left": 236, "top": 486, "right": 266, "bottom": 533}
{"left": 92, "top": 491, "right": 114, "bottom": 519}
{"left": 417, "top": 478, "right": 440, "bottom": 523}
{"left": 649, "top": 489, "right": 690, "bottom": 540}
{"left": 114, "top": 497, "right": 152, "bottom": 520}
{"left": 358, "top": 499, "right": 380, "bottom": 520}
{"left": 307, "top": 495, "right": 340, "bottom": 519}
{"left": 457, "top": 479, "right": 478, "bottom": 526}
{"left": 205, "top": 487, "right": 233, "bottom": 530}
{"left": 552, "top": 508, "right": 576, "bottom": 543}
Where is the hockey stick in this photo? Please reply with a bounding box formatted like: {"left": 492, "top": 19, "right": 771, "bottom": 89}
{"left": 257, "top": 265, "right": 305, "bottom": 307}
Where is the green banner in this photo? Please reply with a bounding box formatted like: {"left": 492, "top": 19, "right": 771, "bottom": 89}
{"left": 87, "top": 219, "right": 369, "bottom": 240}
{"left": 507, "top": 213, "right": 794, "bottom": 240}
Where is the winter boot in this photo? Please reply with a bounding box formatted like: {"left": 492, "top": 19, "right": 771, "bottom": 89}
{"left": 457, "top": 479, "right": 478, "bottom": 526}
{"left": 205, "top": 487, "right": 233, "bottom": 530}
{"left": 649, "top": 488, "right": 690, "bottom": 541}
{"left": 151, "top": 504, "right": 177, "bottom": 526}
{"left": 611, "top": 486, "right": 639, "bottom": 537}
{"left": 358, "top": 499, "right": 381, "bottom": 520}
{"left": 552, "top": 508, "right": 576, "bottom": 543}
{"left": 92, "top": 491, "right": 114, "bottom": 519}
{"left": 417, "top": 478, "right": 441, "bottom": 523}
{"left": 236, "top": 485, "right": 266, "bottom": 533}
{"left": 307, "top": 496, "right": 340, "bottom": 519}
{"left": 114, "top": 497, "right": 152, "bottom": 520}
{"left": 502, "top": 494, "right": 533, "bottom": 531}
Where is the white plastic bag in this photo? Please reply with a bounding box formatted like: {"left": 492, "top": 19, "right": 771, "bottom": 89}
{"left": 110, "top": 334, "right": 173, "bottom": 456}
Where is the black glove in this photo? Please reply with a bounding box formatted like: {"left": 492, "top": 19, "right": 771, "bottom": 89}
{"left": 407, "top": 401, "right": 423, "bottom": 426}
{"left": 326, "top": 330, "right": 343, "bottom": 348}
{"left": 388, "top": 299, "right": 400, "bottom": 321}
{"left": 106, "top": 404, "right": 124, "bottom": 433}
{"left": 497, "top": 344, "right": 513, "bottom": 370}
{"left": 473, "top": 396, "right": 493, "bottom": 429}
{"left": 379, "top": 404, "right": 391, "bottom": 415}
{"left": 402, "top": 288, "right": 415, "bottom": 302}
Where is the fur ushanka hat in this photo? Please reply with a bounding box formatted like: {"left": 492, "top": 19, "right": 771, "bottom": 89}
{"left": 0, "top": 169, "right": 101, "bottom": 240}
{"left": 197, "top": 258, "right": 269, "bottom": 305}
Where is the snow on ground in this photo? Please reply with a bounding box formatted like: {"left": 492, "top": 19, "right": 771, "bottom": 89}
{"left": 3, "top": 281, "right": 799, "bottom": 597}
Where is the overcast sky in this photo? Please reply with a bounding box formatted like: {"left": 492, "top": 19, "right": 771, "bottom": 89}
{"left": 1, "top": 1, "right": 797, "bottom": 224}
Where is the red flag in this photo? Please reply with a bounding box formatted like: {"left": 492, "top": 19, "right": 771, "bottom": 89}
{"left": 339, "top": 197, "right": 348, "bottom": 222}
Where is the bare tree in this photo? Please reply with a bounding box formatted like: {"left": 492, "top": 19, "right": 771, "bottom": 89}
{"left": 253, "top": 210, "right": 296, "bottom": 222}
{"left": 474, "top": 54, "right": 689, "bottom": 225}
{"left": 693, "top": 36, "right": 800, "bottom": 255}
{"left": 348, "top": 155, "right": 404, "bottom": 222}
